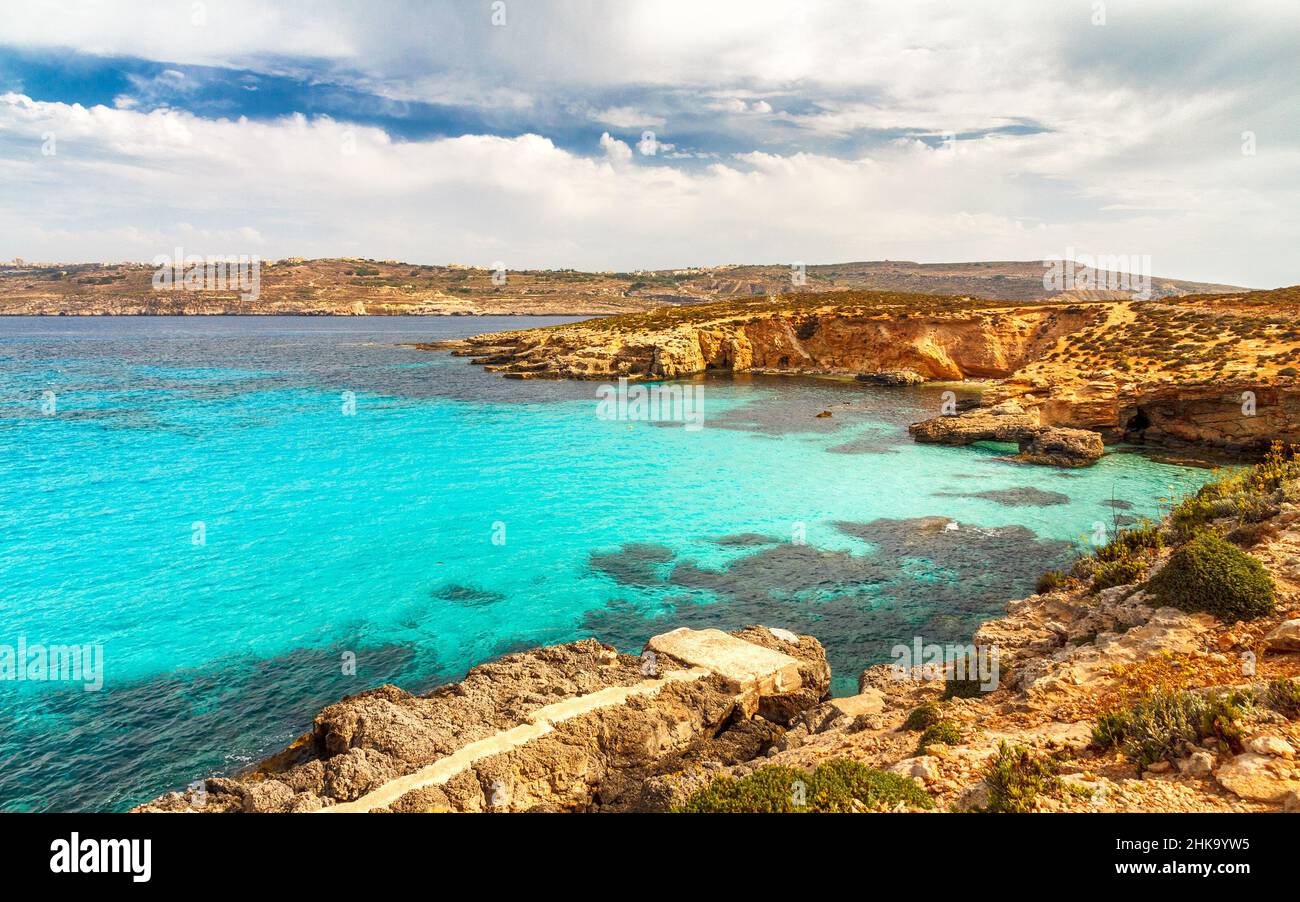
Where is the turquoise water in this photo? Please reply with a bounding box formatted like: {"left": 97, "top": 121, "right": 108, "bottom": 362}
{"left": 0, "top": 316, "right": 1211, "bottom": 811}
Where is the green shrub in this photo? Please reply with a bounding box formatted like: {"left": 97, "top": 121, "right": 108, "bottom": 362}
{"left": 1092, "top": 711, "right": 1129, "bottom": 749}
{"left": 1145, "top": 532, "right": 1275, "bottom": 622}
{"left": 902, "top": 702, "right": 941, "bottom": 732}
{"left": 1092, "top": 557, "right": 1149, "bottom": 591}
{"left": 1095, "top": 524, "right": 1163, "bottom": 562}
{"left": 1267, "top": 678, "right": 1300, "bottom": 719}
{"left": 803, "top": 759, "right": 934, "bottom": 812}
{"left": 675, "top": 765, "right": 806, "bottom": 812}
{"left": 1105, "top": 689, "right": 1250, "bottom": 770}
{"left": 982, "top": 742, "right": 1058, "bottom": 813}
{"left": 1036, "top": 569, "right": 1069, "bottom": 594}
{"left": 943, "top": 674, "right": 985, "bottom": 699}
{"left": 1170, "top": 497, "right": 1216, "bottom": 540}
{"left": 916, "top": 720, "right": 962, "bottom": 755}
{"left": 676, "top": 759, "right": 933, "bottom": 812}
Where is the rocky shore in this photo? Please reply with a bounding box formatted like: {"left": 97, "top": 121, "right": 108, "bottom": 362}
{"left": 137, "top": 450, "right": 1300, "bottom": 813}
{"left": 429, "top": 286, "right": 1300, "bottom": 463}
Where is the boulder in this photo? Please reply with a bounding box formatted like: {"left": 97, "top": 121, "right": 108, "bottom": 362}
{"left": 1215, "top": 753, "right": 1300, "bottom": 802}
{"left": 1176, "top": 751, "right": 1216, "bottom": 776}
{"left": 1017, "top": 427, "right": 1105, "bottom": 467}
{"left": 888, "top": 756, "right": 940, "bottom": 783}
{"left": 1247, "top": 735, "right": 1296, "bottom": 759}
{"left": 239, "top": 779, "right": 295, "bottom": 813}
{"left": 1264, "top": 619, "right": 1300, "bottom": 652}
{"left": 829, "top": 689, "right": 886, "bottom": 719}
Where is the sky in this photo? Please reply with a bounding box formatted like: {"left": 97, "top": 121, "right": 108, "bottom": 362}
{"left": 0, "top": 0, "right": 1296, "bottom": 286}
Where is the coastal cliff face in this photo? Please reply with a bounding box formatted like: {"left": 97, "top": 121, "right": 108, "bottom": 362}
{"left": 433, "top": 286, "right": 1300, "bottom": 458}
{"left": 434, "top": 298, "right": 1098, "bottom": 380}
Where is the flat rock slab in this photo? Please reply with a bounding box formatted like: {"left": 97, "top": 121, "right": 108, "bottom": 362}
{"left": 829, "top": 690, "right": 885, "bottom": 718}
{"left": 647, "top": 628, "right": 803, "bottom": 697}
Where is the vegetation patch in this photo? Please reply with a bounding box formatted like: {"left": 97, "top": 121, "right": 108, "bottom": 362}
{"left": 1091, "top": 557, "right": 1149, "bottom": 591}
{"left": 982, "top": 742, "right": 1060, "bottom": 813}
{"left": 1093, "top": 688, "right": 1250, "bottom": 771}
{"left": 916, "top": 720, "right": 962, "bottom": 755}
{"left": 1266, "top": 678, "right": 1300, "bottom": 719}
{"left": 1144, "top": 532, "right": 1274, "bottom": 622}
{"left": 1036, "top": 569, "right": 1069, "bottom": 594}
{"left": 902, "top": 701, "right": 942, "bottom": 732}
{"left": 677, "top": 759, "right": 933, "bottom": 813}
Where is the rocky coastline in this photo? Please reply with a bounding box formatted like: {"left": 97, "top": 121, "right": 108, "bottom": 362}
{"left": 132, "top": 288, "right": 1300, "bottom": 814}
{"left": 137, "top": 449, "right": 1300, "bottom": 814}
{"left": 428, "top": 286, "right": 1300, "bottom": 463}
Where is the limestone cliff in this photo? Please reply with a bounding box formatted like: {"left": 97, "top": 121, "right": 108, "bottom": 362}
{"left": 432, "top": 286, "right": 1300, "bottom": 457}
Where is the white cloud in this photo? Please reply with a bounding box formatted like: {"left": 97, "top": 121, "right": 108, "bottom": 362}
{"left": 597, "top": 131, "right": 633, "bottom": 165}
{"left": 1, "top": 1, "right": 1296, "bottom": 285}
{"left": 2, "top": 92, "right": 1296, "bottom": 286}
{"left": 589, "top": 106, "right": 665, "bottom": 129}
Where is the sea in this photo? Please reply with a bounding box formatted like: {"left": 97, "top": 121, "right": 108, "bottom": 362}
{"left": 0, "top": 315, "right": 1212, "bottom": 811}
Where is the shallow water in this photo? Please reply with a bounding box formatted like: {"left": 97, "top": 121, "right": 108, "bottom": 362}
{"left": 0, "top": 316, "right": 1211, "bottom": 811}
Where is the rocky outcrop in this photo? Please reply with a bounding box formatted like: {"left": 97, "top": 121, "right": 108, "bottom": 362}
{"left": 658, "top": 494, "right": 1300, "bottom": 814}
{"left": 856, "top": 369, "right": 925, "bottom": 386}
{"left": 907, "top": 400, "right": 1104, "bottom": 466}
{"left": 1018, "top": 427, "right": 1106, "bottom": 467}
{"left": 1266, "top": 620, "right": 1300, "bottom": 652}
{"left": 433, "top": 301, "right": 1100, "bottom": 382}
{"left": 1215, "top": 753, "right": 1300, "bottom": 802}
{"left": 134, "top": 626, "right": 830, "bottom": 814}
{"left": 437, "top": 288, "right": 1300, "bottom": 459}
{"left": 908, "top": 400, "right": 1039, "bottom": 445}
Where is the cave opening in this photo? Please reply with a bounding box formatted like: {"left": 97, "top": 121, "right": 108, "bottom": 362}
{"left": 1125, "top": 407, "right": 1151, "bottom": 434}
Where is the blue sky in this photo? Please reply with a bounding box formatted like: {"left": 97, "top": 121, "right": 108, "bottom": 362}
{"left": 0, "top": 0, "right": 1296, "bottom": 285}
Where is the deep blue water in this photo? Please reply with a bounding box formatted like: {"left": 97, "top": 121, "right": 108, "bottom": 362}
{"left": 0, "top": 316, "right": 1209, "bottom": 811}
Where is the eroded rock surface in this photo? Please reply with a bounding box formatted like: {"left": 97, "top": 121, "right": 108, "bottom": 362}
{"left": 134, "top": 627, "right": 830, "bottom": 814}
{"left": 907, "top": 400, "right": 1104, "bottom": 466}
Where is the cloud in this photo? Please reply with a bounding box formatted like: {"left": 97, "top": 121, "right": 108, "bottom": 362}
{"left": 589, "top": 106, "right": 665, "bottom": 129}
{"left": 597, "top": 131, "right": 633, "bottom": 165}
{"left": 2, "top": 92, "right": 1296, "bottom": 287}
{"left": 0, "top": 1, "right": 1296, "bottom": 285}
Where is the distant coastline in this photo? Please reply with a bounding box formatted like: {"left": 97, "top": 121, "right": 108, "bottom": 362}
{"left": 1, "top": 257, "right": 1246, "bottom": 317}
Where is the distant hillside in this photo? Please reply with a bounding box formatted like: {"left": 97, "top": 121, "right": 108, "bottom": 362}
{"left": 0, "top": 258, "right": 1245, "bottom": 315}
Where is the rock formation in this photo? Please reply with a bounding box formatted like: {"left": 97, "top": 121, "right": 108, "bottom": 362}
{"left": 907, "top": 401, "right": 1104, "bottom": 466}
{"left": 134, "top": 627, "right": 831, "bottom": 813}
{"left": 133, "top": 484, "right": 1300, "bottom": 815}
{"left": 432, "top": 286, "right": 1300, "bottom": 461}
